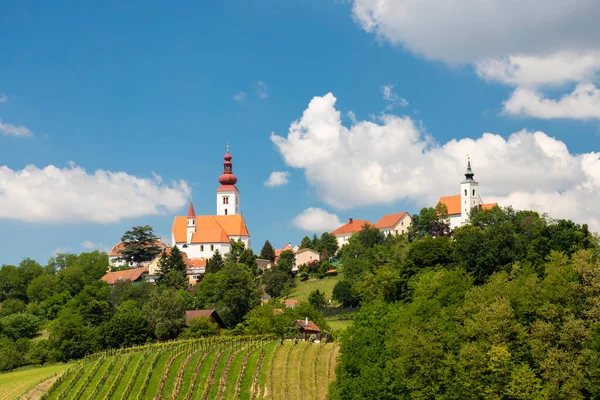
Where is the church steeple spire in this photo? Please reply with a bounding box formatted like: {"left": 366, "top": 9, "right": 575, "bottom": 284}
{"left": 218, "top": 146, "right": 238, "bottom": 186}
{"left": 463, "top": 156, "right": 476, "bottom": 183}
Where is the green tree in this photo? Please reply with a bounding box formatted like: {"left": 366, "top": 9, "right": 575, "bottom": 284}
{"left": 300, "top": 236, "right": 314, "bottom": 250}
{"left": 180, "top": 316, "right": 218, "bottom": 338}
{"left": 332, "top": 280, "right": 360, "bottom": 307}
{"left": 26, "top": 274, "right": 57, "bottom": 303}
{"left": 0, "top": 312, "right": 41, "bottom": 340}
{"left": 262, "top": 270, "right": 292, "bottom": 298}
{"left": 104, "top": 300, "right": 152, "bottom": 348}
{"left": 308, "top": 289, "right": 327, "bottom": 309}
{"left": 157, "top": 247, "right": 188, "bottom": 289}
{"left": 206, "top": 250, "right": 225, "bottom": 274}
{"left": 259, "top": 240, "right": 276, "bottom": 262}
{"left": 407, "top": 204, "right": 452, "bottom": 241}
{"left": 145, "top": 289, "right": 187, "bottom": 340}
{"left": 0, "top": 299, "right": 26, "bottom": 317}
{"left": 238, "top": 249, "right": 258, "bottom": 275}
{"left": 118, "top": 225, "right": 161, "bottom": 265}
{"left": 195, "top": 263, "right": 260, "bottom": 327}
{"left": 276, "top": 250, "right": 296, "bottom": 276}
{"left": 319, "top": 232, "right": 339, "bottom": 257}
{"left": 0, "top": 265, "right": 26, "bottom": 301}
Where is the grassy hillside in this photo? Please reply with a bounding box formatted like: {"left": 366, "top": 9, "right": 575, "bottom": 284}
{"left": 0, "top": 363, "right": 71, "bottom": 400}
{"left": 285, "top": 275, "right": 341, "bottom": 302}
{"left": 36, "top": 336, "right": 338, "bottom": 400}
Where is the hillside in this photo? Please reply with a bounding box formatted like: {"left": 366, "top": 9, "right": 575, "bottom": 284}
{"left": 34, "top": 336, "right": 338, "bottom": 400}
{"left": 0, "top": 363, "right": 71, "bottom": 400}
{"left": 285, "top": 275, "right": 341, "bottom": 303}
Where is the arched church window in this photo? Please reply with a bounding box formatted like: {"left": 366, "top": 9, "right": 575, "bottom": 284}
{"left": 472, "top": 189, "right": 475, "bottom": 196}
{"left": 464, "top": 189, "right": 467, "bottom": 196}
{"left": 200, "top": 245, "right": 204, "bottom": 251}
{"left": 182, "top": 244, "right": 188, "bottom": 248}
{"left": 225, "top": 209, "right": 228, "bottom": 215}
{"left": 210, "top": 244, "right": 214, "bottom": 251}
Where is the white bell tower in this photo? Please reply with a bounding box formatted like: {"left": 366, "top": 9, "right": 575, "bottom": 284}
{"left": 186, "top": 202, "right": 196, "bottom": 243}
{"left": 216, "top": 146, "right": 240, "bottom": 216}
{"left": 459, "top": 156, "right": 482, "bottom": 225}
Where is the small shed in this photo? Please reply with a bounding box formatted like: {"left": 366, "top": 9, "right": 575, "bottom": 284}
{"left": 185, "top": 309, "right": 226, "bottom": 334}
{"left": 101, "top": 267, "right": 148, "bottom": 286}
{"left": 291, "top": 317, "right": 321, "bottom": 339}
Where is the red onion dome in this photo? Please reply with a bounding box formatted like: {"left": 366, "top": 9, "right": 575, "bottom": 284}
{"left": 219, "top": 172, "right": 237, "bottom": 185}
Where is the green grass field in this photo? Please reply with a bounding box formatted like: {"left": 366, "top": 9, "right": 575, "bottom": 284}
{"left": 0, "top": 363, "right": 71, "bottom": 400}
{"left": 31, "top": 337, "right": 339, "bottom": 400}
{"left": 285, "top": 274, "right": 342, "bottom": 302}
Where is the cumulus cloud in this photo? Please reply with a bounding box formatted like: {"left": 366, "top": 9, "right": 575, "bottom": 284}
{"left": 0, "top": 121, "right": 33, "bottom": 137}
{"left": 293, "top": 207, "right": 343, "bottom": 232}
{"left": 0, "top": 95, "right": 7, "bottom": 103}
{"left": 352, "top": 0, "right": 600, "bottom": 64}
{"left": 381, "top": 84, "right": 409, "bottom": 108}
{"left": 0, "top": 163, "right": 190, "bottom": 223}
{"left": 256, "top": 81, "right": 268, "bottom": 99}
{"left": 233, "top": 92, "right": 246, "bottom": 102}
{"left": 264, "top": 171, "right": 290, "bottom": 188}
{"left": 351, "top": 1, "right": 600, "bottom": 119}
{"left": 272, "top": 93, "right": 600, "bottom": 231}
{"left": 475, "top": 52, "right": 600, "bottom": 88}
{"left": 503, "top": 84, "right": 600, "bottom": 119}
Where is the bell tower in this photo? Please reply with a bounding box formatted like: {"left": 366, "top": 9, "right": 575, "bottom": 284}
{"left": 187, "top": 201, "right": 196, "bottom": 243}
{"left": 216, "top": 146, "right": 239, "bottom": 216}
{"left": 460, "top": 156, "right": 481, "bottom": 225}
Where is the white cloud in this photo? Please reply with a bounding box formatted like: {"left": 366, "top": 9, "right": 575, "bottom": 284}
{"left": 0, "top": 163, "right": 190, "bottom": 223}
{"left": 293, "top": 207, "right": 343, "bottom": 232}
{"left": 264, "top": 171, "right": 290, "bottom": 188}
{"left": 233, "top": 92, "right": 246, "bottom": 102}
{"left": 475, "top": 52, "right": 600, "bottom": 88}
{"left": 381, "top": 84, "right": 409, "bottom": 108}
{"left": 272, "top": 92, "right": 600, "bottom": 231}
{"left": 256, "top": 81, "right": 268, "bottom": 99}
{"left": 80, "top": 240, "right": 108, "bottom": 251}
{"left": 0, "top": 121, "right": 33, "bottom": 137}
{"left": 0, "top": 95, "right": 7, "bottom": 103}
{"left": 352, "top": 0, "right": 600, "bottom": 64}
{"left": 503, "top": 83, "right": 600, "bottom": 119}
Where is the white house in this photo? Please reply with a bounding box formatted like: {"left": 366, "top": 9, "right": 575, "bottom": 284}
{"left": 172, "top": 147, "right": 251, "bottom": 260}
{"left": 437, "top": 158, "right": 496, "bottom": 229}
{"left": 331, "top": 218, "right": 374, "bottom": 249}
{"left": 375, "top": 212, "right": 412, "bottom": 236}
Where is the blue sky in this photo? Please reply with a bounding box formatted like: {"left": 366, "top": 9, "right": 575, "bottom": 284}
{"left": 1, "top": 0, "right": 600, "bottom": 265}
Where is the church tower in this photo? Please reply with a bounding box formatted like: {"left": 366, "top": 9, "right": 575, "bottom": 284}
{"left": 459, "top": 157, "right": 482, "bottom": 224}
{"left": 187, "top": 201, "right": 196, "bottom": 243}
{"left": 216, "top": 146, "right": 239, "bottom": 216}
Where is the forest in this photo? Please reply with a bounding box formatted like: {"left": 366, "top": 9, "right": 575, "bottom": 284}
{"left": 330, "top": 205, "right": 599, "bottom": 399}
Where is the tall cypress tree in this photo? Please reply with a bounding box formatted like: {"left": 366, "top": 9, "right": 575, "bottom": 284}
{"left": 259, "top": 240, "right": 276, "bottom": 262}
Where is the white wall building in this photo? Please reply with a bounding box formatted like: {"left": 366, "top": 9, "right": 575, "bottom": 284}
{"left": 437, "top": 159, "right": 496, "bottom": 229}
{"left": 171, "top": 147, "right": 251, "bottom": 260}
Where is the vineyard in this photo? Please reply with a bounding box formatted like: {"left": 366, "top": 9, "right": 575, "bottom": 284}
{"left": 36, "top": 336, "right": 338, "bottom": 400}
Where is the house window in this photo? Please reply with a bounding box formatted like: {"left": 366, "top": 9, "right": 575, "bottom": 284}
{"left": 309, "top": 256, "right": 313, "bottom": 260}
{"left": 182, "top": 244, "right": 188, "bottom": 248}
{"left": 223, "top": 196, "right": 229, "bottom": 204}
{"left": 210, "top": 244, "right": 214, "bottom": 251}
{"left": 402, "top": 229, "right": 405, "bottom": 234}
{"left": 401, "top": 221, "right": 404, "bottom": 226}
{"left": 200, "top": 245, "right": 204, "bottom": 251}
{"left": 225, "top": 209, "right": 228, "bottom": 215}
{"left": 395, "top": 230, "right": 398, "bottom": 234}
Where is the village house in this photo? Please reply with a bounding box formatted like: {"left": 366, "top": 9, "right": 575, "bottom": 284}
{"left": 374, "top": 212, "right": 412, "bottom": 236}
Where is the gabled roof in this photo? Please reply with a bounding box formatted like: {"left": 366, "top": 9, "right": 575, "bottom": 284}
{"left": 101, "top": 267, "right": 148, "bottom": 285}
{"left": 331, "top": 219, "right": 374, "bottom": 235}
{"left": 275, "top": 243, "right": 295, "bottom": 257}
{"left": 296, "top": 247, "right": 319, "bottom": 255}
{"left": 375, "top": 212, "right": 409, "bottom": 229}
{"left": 291, "top": 319, "right": 321, "bottom": 333}
{"left": 172, "top": 215, "right": 250, "bottom": 243}
{"left": 437, "top": 195, "right": 461, "bottom": 215}
{"left": 185, "top": 309, "right": 226, "bottom": 328}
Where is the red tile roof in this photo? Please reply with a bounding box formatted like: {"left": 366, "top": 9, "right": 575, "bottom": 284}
{"left": 101, "top": 267, "right": 147, "bottom": 285}
{"left": 331, "top": 219, "right": 374, "bottom": 235}
{"left": 187, "top": 202, "right": 196, "bottom": 217}
{"left": 481, "top": 203, "right": 497, "bottom": 210}
{"left": 437, "top": 195, "right": 461, "bottom": 215}
{"left": 216, "top": 185, "right": 238, "bottom": 192}
{"left": 172, "top": 215, "right": 250, "bottom": 244}
{"left": 375, "top": 212, "right": 409, "bottom": 229}
{"left": 284, "top": 299, "right": 299, "bottom": 307}
{"left": 292, "top": 319, "right": 321, "bottom": 333}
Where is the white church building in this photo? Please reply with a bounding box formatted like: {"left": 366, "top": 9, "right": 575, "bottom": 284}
{"left": 171, "top": 147, "right": 250, "bottom": 259}
{"left": 437, "top": 158, "right": 496, "bottom": 229}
